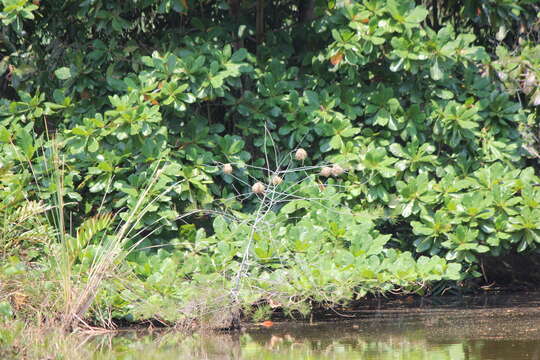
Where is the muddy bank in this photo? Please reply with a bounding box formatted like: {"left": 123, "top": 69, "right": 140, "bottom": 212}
{"left": 90, "top": 291, "right": 540, "bottom": 360}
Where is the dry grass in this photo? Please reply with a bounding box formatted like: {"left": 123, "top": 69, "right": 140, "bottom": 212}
{"left": 2, "top": 138, "right": 187, "bottom": 330}
{"left": 57, "top": 164, "right": 186, "bottom": 330}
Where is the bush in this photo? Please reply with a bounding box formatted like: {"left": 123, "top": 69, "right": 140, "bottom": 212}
{"left": 1, "top": 0, "right": 539, "bottom": 325}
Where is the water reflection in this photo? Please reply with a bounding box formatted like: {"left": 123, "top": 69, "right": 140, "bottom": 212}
{"left": 90, "top": 293, "right": 540, "bottom": 360}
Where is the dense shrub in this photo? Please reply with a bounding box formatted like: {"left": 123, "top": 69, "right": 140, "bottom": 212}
{"left": 1, "top": 0, "right": 539, "bottom": 324}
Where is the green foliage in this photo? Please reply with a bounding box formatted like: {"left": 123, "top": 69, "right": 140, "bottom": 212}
{"left": 117, "top": 185, "right": 460, "bottom": 322}
{"left": 0, "top": 300, "right": 13, "bottom": 321}
{"left": 0, "top": 0, "right": 539, "bottom": 324}
{"left": 0, "top": 157, "right": 52, "bottom": 259}
{"left": 493, "top": 42, "right": 540, "bottom": 158}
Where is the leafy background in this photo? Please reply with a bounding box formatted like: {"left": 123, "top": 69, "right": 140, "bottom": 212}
{"left": 1, "top": 0, "right": 539, "bottom": 324}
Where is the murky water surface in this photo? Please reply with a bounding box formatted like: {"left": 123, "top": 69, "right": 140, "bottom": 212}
{"left": 90, "top": 292, "right": 540, "bottom": 359}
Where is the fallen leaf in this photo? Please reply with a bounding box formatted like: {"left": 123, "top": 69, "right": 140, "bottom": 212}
{"left": 143, "top": 94, "right": 159, "bottom": 105}
{"left": 330, "top": 52, "right": 344, "bottom": 66}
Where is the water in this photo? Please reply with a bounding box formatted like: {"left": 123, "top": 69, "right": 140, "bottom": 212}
{"left": 89, "top": 292, "right": 540, "bottom": 359}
